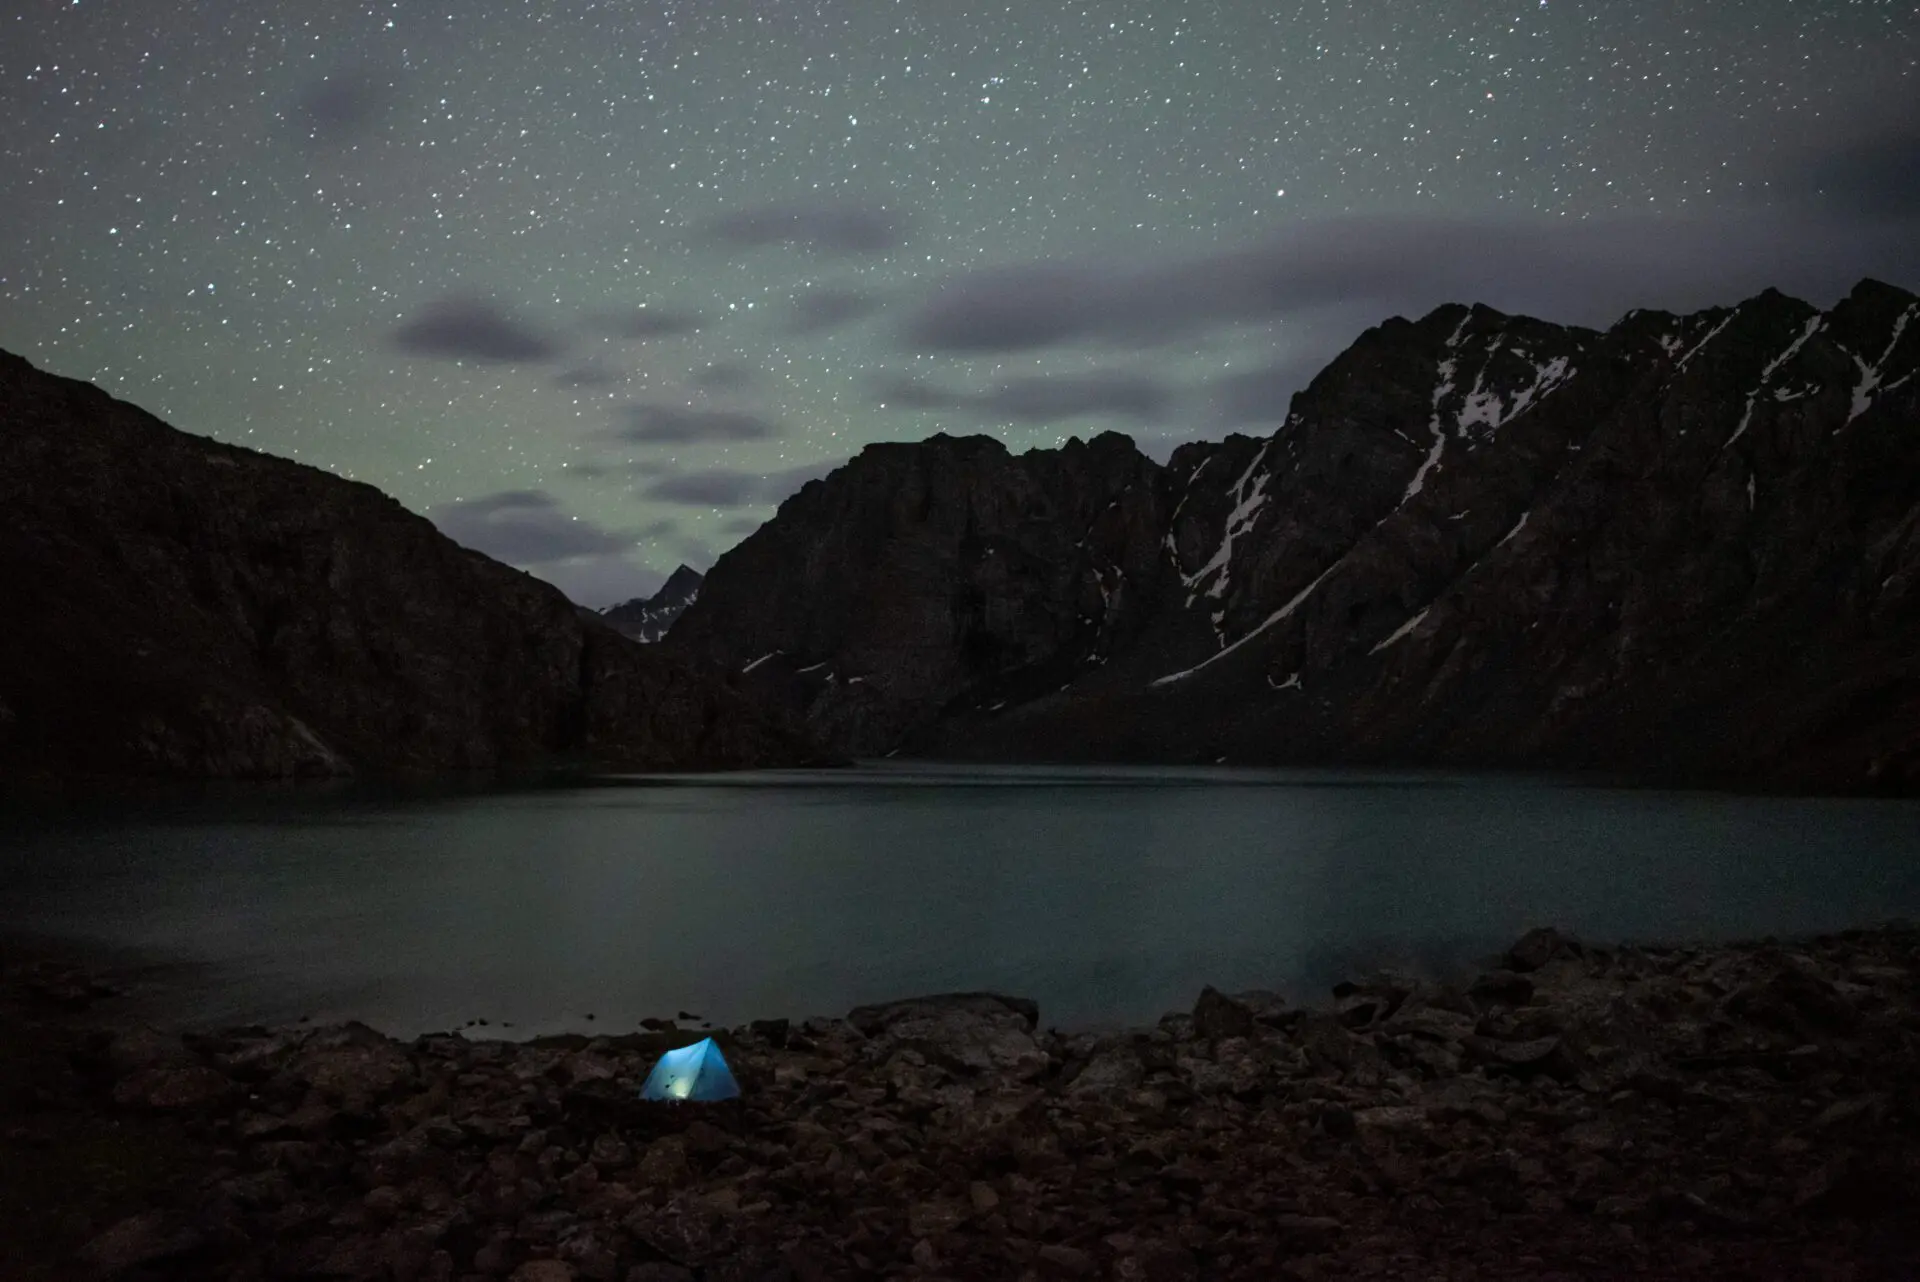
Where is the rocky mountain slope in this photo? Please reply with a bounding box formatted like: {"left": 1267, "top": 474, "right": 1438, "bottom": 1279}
{"left": 669, "top": 279, "right": 1920, "bottom": 791}
{"left": 0, "top": 350, "right": 814, "bottom": 781}
{"left": 600, "top": 566, "right": 703, "bottom": 643}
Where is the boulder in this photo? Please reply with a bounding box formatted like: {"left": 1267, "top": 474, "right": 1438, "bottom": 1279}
{"left": 1067, "top": 1048, "right": 1145, "bottom": 1097}
{"left": 845, "top": 993, "right": 1048, "bottom": 1079}
{"left": 1506, "top": 927, "right": 1569, "bottom": 973}
{"left": 1192, "top": 986, "right": 1256, "bottom": 1040}
{"left": 78, "top": 1212, "right": 207, "bottom": 1276}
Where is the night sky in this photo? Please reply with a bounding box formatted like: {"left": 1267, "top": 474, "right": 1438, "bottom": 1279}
{"left": 3, "top": 3, "right": 1915, "bottom": 605}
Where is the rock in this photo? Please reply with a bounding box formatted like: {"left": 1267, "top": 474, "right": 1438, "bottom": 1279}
{"left": 845, "top": 993, "right": 1048, "bottom": 1079}
{"left": 969, "top": 1181, "right": 1001, "bottom": 1213}
{"left": 1385, "top": 1005, "right": 1477, "bottom": 1044}
{"left": 1506, "top": 928, "right": 1569, "bottom": 973}
{"left": 1320, "top": 1106, "right": 1357, "bottom": 1139}
{"left": 908, "top": 1198, "right": 970, "bottom": 1237}
{"left": 1177, "top": 1040, "right": 1265, "bottom": 1095}
{"left": 363, "top": 1185, "right": 405, "bottom": 1220}
{"left": 509, "top": 1263, "right": 574, "bottom": 1282}
{"left": 635, "top": 1136, "right": 692, "bottom": 1191}
{"left": 1067, "top": 1048, "right": 1144, "bottom": 1097}
{"left": 625, "top": 1267, "right": 696, "bottom": 1282}
{"left": 1036, "top": 1243, "right": 1096, "bottom": 1277}
{"left": 112, "top": 1065, "right": 231, "bottom": 1111}
{"left": 1192, "top": 986, "right": 1255, "bottom": 1039}
{"left": 77, "top": 1212, "right": 207, "bottom": 1276}
{"left": 588, "top": 1133, "right": 632, "bottom": 1168}
{"left": 1812, "top": 1094, "right": 1888, "bottom": 1129}
{"left": 1112, "top": 1240, "right": 1201, "bottom": 1282}
{"left": 1354, "top": 1106, "right": 1426, "bottom": 1135}
{"left": 747, "top": 1018, "right": 790, "bottom": 1047}
{"left": 1272, "top": 1215, "right": 1343, "bottom": 1249}
{"left": 1468, "top": 970, "right": 1536, "bottom": 1005}
{"left": 1469, "top": 1034, "right": 1583, "bottom": 1080}
{"left": 556, "top": 1226, "right": 620, "bottom": 1281}
{"left": 105, "top": 1025, "right": 195, "bottom": 1076}
{"left": 293, "top": 1024, "right": 416, "bottom": 1099}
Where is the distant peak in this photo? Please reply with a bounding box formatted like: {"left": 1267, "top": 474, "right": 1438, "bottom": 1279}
{"left": 1847, "top": 277, "right": 1918, "bottom": 307}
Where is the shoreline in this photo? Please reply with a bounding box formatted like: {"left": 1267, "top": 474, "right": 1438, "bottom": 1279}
{"left": 4, "top": 925, "right": 1919, "bottom": 1280}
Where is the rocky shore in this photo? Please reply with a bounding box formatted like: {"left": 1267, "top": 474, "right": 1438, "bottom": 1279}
{"left": 5, "top": 927, "right": 1919, "bottom": 1281}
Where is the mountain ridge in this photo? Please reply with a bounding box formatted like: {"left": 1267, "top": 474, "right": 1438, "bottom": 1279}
{"left": 669, "top": 278, "right": 1920, "bottom": 792}
{"left": 0, "top": 350, "right": 815, "bottom": 782}
{"left": 600, "top": 564, "right": 703, "bottom": 642}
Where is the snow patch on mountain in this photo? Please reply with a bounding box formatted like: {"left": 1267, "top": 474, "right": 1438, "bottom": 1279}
{"left": 1672, "top": 307, "right": 1740, "bottom": 373}
{"left": 1403, "top": 319, "right": 1470, "bottom": 505}
{"left": 1724, "top": 314, "right": 1824, "bottom": 451}
{"left": 1153, "top": 556, "right": 1343, "bottom": 687}
{"left": 1369, "top": 607, "right": 1430, "bottom": 655}
{"left": 1848, "top": 304, "right": 1916, "bottom": 424}
{"left": 1183, "top": 444, "right": 1272, "bottom": 606}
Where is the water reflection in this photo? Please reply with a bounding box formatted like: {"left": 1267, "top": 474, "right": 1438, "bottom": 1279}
{"left": 2, "top": 764, "right": 1917, "bottom": 1037}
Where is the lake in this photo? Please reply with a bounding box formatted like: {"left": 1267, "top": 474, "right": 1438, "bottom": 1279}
{"left": 3, "top": 763, "right": 1918, "bottom": 1038}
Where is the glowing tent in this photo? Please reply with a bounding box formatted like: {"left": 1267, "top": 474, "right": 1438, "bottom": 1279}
{"left": 639, "top": 1037, "right": 740, "bottom": 1102}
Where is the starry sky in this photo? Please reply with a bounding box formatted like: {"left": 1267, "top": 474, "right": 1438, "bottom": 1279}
{"left": 3, "top": 2, "right": 1916, "bottom": 605}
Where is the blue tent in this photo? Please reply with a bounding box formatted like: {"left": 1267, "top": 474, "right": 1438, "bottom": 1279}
{"left": 639, "top": 1037, "right": 740, "bottom": 1102}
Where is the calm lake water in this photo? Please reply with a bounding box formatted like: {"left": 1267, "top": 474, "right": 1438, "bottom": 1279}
{"left": 4, "top": 763, "right": 1919, "bottom": 1038}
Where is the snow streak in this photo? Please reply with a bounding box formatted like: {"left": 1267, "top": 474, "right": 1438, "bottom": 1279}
{"left": 1151, "top": 558, "right": 1342, "bottom": 687}
{"left": 1724, "top": 314, "right": 1823, "bottom": 451}
{"left": 1369, "top": 608, "right": 1430, "bottom": 655}
{"left": 1403, "top": 318, "right": 1470, "bottom": 505}
{"left": 1183, "top": 443, "right": 1272, "bottom": 605}
{"left": 1672, "top": 307, "right": 1740, "bottom": 373}
{"left": 1848, "top": 304, "right": 1916, "bottom": 424}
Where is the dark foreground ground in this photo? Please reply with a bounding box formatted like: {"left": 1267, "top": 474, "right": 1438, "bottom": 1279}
{"left": 3, "top": 927, "right": 1918, "bottom": 1282}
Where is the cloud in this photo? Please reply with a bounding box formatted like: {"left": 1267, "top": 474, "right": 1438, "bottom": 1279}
{"left": 876, "top": 369, "right": 1170, "bottom": 424}
{"left": 873, "top": 377, "right": 956, "bottom": 412}
{"left": 1204, "top": 352, "right": 1333, "bottom": 427}
{"left": 901, "top": 211, "right": 1920, "bottom": 354}
{"left": 392, "top": 296, "right": 561, "bottom": 363}
{"left": 432, "top": 490, "right": 632, "bottom": 564}
{"left": 789, "top": 287, "right": 880, "bottom": 333}
{"left": 1789, "top": 127, "right": 1920, "bottom": 220}
{"left": 701, "top": 204, "right": 907, "bottom": 254}
{"left": 431, "top": 490, "right": 685, "bottom": 608}
{"left": 615, "top": 403, "right": 783, "bottom": 445}
{"left": 289, "top": 69, "right": 396, "bottom": 147}
{"left": 588, "top": 306, "right": 702, "bottom": 340}
{"left": 641, "top": 459, "right": 842, "bottom": 509}
{"left": 538, "top": 560, "right": 664, "bottom": 610}
{"left": 719, "top": 515, "right": 764, "bottom": 537}
{"left": 552, "top": 359, "right": 621, "bottom": 389}
{"left": 689, "top": 360, "right": 755, "bottom": 391}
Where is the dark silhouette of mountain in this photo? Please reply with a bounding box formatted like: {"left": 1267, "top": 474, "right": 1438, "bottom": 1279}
{"left": 0, "top": 350, "right": 815, "bottom": 782}
{"left": 670, "top": 280, "right": 1920, "bottom": 792}
{"left": 601, "top": 565, "right": 703, "bottom": 642}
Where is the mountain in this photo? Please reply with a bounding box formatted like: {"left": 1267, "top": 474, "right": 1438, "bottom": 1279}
{"left": 600, "top": 564, "right": 703, "bottom": 642}
{"left": 669, "top": 279, "right": 1920, "bottom": 792}
{"left": 0, "top": 350, "right": 816, "bottom": 782}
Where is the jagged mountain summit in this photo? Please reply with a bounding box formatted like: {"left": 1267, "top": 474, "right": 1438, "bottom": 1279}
{"left": 669, "top": 279, "right": 1920, "bottom": 792}
{"left": 0, "top": 351, "right": 813, "bottom": 781}
{"left": 601, "top": 564, "right": 703, "bottom": 643}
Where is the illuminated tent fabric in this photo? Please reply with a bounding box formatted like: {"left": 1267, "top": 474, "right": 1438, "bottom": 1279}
{"left": 639, "top": 1037, "right": 740, "bottom": 1102}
